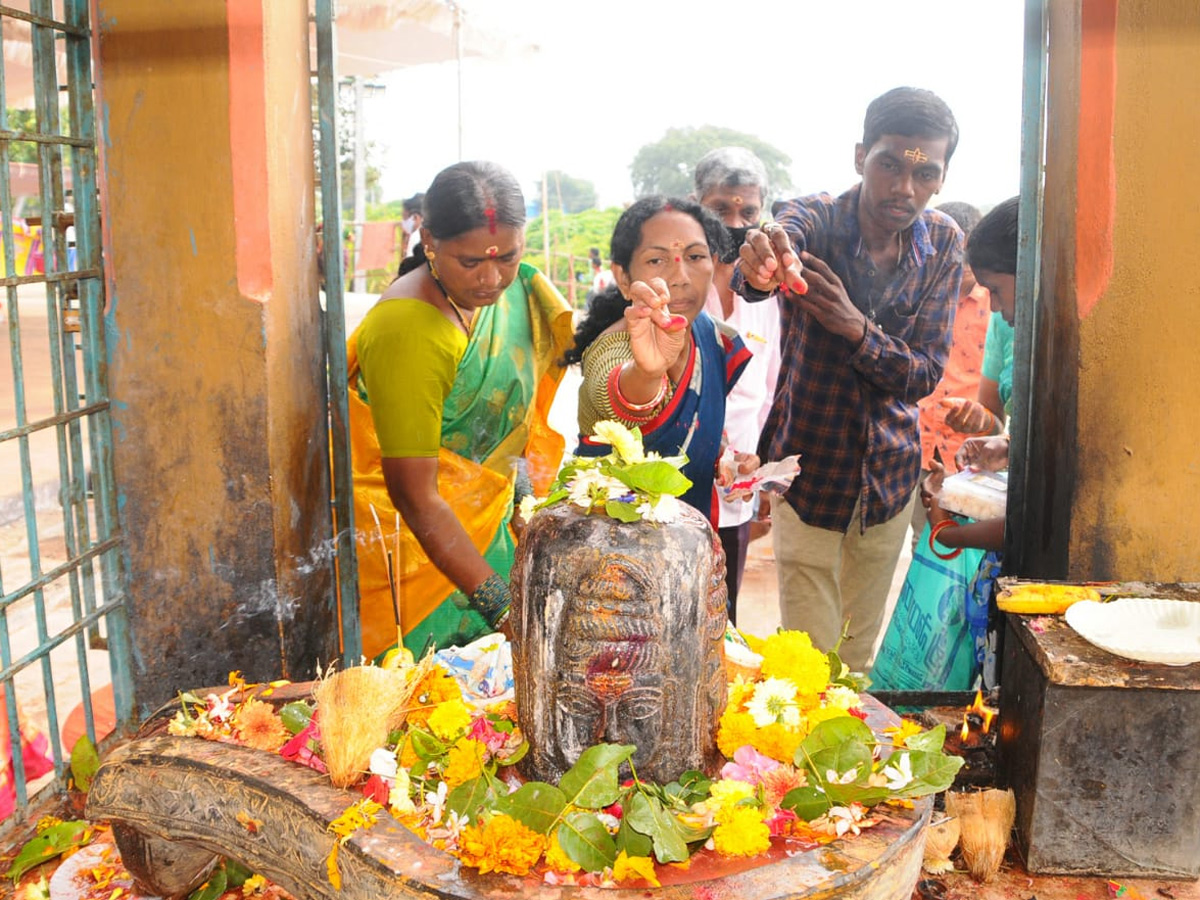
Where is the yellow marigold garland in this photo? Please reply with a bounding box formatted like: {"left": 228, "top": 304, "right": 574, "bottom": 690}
{"left": 441, "top": 737, "right": 485, "bottom": 787}
{"left": 712, "top": 805, "right": 771, "bottom": 857}
{"left": 760, "top": 631, "right": 831, "bottom": 696}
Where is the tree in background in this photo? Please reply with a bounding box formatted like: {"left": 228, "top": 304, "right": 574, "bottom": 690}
{"left": 629, "top": 126, "right": 793, "bottom": 201}
{"left": 533, "top": 171, "right": 598, "bottom": 215}
{"left": 523, "top": 206, "right": 622, "bottom": 305}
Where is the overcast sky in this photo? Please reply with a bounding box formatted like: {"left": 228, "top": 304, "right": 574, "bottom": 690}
{"left": 364, "top": 1, "right": 1027, "bottom": 212}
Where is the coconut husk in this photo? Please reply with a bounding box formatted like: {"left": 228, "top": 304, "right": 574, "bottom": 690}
{"left": 946, "top": 788, "right": 1015, "bottom": 882}
{"left": 314, "top": 659, "right": 431, "bottom": 788}
{"left": 921, "top": 815, "right": 961, "bottom": 874}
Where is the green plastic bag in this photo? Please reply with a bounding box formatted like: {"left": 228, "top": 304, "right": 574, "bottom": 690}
{"left": 871, "top": 522, "right": 985, "bottom": 691}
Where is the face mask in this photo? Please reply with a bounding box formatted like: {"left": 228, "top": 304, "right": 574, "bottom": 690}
{"left": 721, "top": 224, "right": 752, "bottom": 264}
{"left": 401, "top": 214, "right": 418, "bottom": 235}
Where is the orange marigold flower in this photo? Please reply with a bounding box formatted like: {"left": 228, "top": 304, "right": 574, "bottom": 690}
{"left": 760, "top": 631, "right": 831, "bottom": 696}
{"left": 716, "top": 708, "right": 758, "bottom": 759}
{"left": 405, "top": 671, "right": 463, "bottom": 729}
{"left": 398, "top": 733, "right": 421, "bottom": 770}
{"left": 233, "top": 698, "right": 289, "bottom": 752}
{"left": 712, "top": 805, "right": 771, "bottom": 857}
{"left": 456, "top": 814, "right": 547, "bottom": 876}
{"left": 442, "top": 737, "right": 485, "bottom": 787}
{"left": 750, "top": 723, "right": 804, "bottom": 765}
{"left": 612, "top": 850, "right": 660, "bottom": 887}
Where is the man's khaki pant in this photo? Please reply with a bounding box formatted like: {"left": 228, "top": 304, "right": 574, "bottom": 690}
{"left": 772, "top": 493, "right": 915, "bottom": 673}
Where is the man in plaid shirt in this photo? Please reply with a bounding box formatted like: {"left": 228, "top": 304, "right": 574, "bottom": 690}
{"left": 734, "top": 87, "right": 964, "bottom": 671}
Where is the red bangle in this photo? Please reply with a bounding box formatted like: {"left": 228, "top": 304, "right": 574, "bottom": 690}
{"left": 611, "top": 363, "right": 668, "bottom": 416}
{"left": 929, "top": 519, "right": 963, "bottom": 559}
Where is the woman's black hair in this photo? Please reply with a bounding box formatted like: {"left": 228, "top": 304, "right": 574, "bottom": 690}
{"left": 561, "top": 196, "right": 729, "bottom": 366}
{"left": 396, "top": 161, "right": 525, "bottom": 277}
{"left": 966, "top": 196, "right": 1020, "bottom": 276}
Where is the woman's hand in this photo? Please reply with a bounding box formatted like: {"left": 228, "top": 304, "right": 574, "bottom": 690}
{"left": 942, "top": 397, "right": 1001, "bottom": 435}
{"left": 955, "top": 435, "right": 1010, "bottom": 472}
{"left": 624, "top": 277, "right": 688, "bottom": 378}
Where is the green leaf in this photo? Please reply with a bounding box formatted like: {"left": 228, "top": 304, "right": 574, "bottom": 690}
{"left": 897, "top": 749, "right": 964, "bottom": 797}
{"left": 615, "top": 818, "right": 654, "bottom": 858}
{"left": 187, "top": 865, "right": 227, "bottom": 900}
{"left": 496, "top": 739, "right": 528, "bottom": 768}
{"left": 904, "top": 723, "right": 947, "bottom": 753}
{"left": 781, "top": 786, "right": 832, "bottom": 822}
{"left": 798, "top": 716, "right": 875, "bottom": 760}
{"left": 605, "top": 500, "right": 642, "bottom": 522}
{"left": 222, "top": 859, "right": 253, "bottom": 888}
{"left": 5, "top": 821, "right": 93, "bottom": 882}
{"left": 279, "top": 701, "right": 313, "bottom": 735}
{"left": 447, "top": 777, "right": 492, "bottom": 822}
{"left": 623, "top": 793, "right": 688, "bottom": 863}
{"left": 491, "top": 782, "right": 566, "bottom": 834}
{"left": 69, "top": 735, "right": 100, "bottom": 793}
{"left": 408, "top": 729, "right": 448, "bottom": 761}
{"left": 670, "top": 770, "right": 712, "bottom": 806}
{"left": 556, "top": 812, "right": 617, "bottom": 872}
{"left": 807, "top": 743, "right": 874, "bottom": 787}
{"left": 558, "top": 743, "right": 635, "bottom": 809}
{"left": 612, "top": 461, "right": 692, "bottom": 497}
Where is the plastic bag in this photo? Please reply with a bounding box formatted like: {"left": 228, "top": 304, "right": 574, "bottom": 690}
{"left": 939, "top": 468, "right": 1007, "bottom": 520}
{"left": 871, "top": 522, "right": 986, "bottom": 691}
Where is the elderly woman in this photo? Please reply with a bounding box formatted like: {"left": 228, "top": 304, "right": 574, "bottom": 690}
{"left": 694, "top": 148, "right": 783, "bottom": 621}
{"left": 563, "top": 196, "right": 757, "bottom": 525}
{"left": 347, "top": 161, "right": 573, "bottom": 659}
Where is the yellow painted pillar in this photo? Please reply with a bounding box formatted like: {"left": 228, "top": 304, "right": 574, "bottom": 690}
{"left": 1026, "top": 0, "right": 1200, "bottom": 581}
{"left": 96, "top": 1, "right": 337, "bottom": 714}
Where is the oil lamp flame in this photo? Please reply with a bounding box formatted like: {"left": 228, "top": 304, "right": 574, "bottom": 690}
{"left": 960, "top": 690, "right": 999, "bottom": 742}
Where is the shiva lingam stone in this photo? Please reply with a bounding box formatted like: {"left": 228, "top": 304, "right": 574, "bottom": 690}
{"left": 509, "top": 501, "right": 727, "bottom": 785}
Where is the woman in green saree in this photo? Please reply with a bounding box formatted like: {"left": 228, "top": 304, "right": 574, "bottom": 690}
{"left": 347, "top": 161, "right": 573, "bottom": 660}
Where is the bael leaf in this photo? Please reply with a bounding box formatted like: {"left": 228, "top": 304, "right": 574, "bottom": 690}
{"left": 558, "top": 744, "right": 635, "bottom": 809}
{"left": 69, "top": 735, "right": 100, "bottom": 793}
{"left": 408, "top": 729, "right": 448, "bottom": 761}
{"left": 896, "top": 749, "right": 963, "bottom": 797}
{"left": 904, "top": 723, "right": 947, "bottom": 753}
{"left": 187, "top": 865, "right": 227, "bottom": 900}
{"left": 5, "top": 820, "right": 93, "bottom": 882}
{"left": 612, "top": 461, "right": 692, "bottom": 497}
{"left": 605, "top": 500, "right": 642, "bottom": 523}
{"left": 615, "top": 818, "right": 654, "bottom": 858}
{"left": 447, "top": 777, "right": 492, "bottom": 822}
{"left": 781, "top": 786, "right": 832, "bottom": 822}
{"left": 623, "top": 793, "right": 688, "bottom": 863}
{"left": 556, "top": 812, "right": 617, "bottom": 872}
{"left": 797, "top": 716, "right": 875, "bottom": 760}
{"left": 491, "top": 782, "right": 566, "bottom": 834}
{"left": 279, "top": 701, "right": 313, "bottom": 735}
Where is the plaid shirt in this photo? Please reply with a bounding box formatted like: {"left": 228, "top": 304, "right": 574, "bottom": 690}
{"left": 743, "top": 186, "right": 963, "bottom": 532}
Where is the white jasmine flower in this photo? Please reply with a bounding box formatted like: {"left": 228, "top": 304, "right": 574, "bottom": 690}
{"left": 745, "top": 676, "right": 801, "bottom": 728}
{"left": 881, "top": 753, "right": 913, "bottom": 791}
{"left": 825, "top": 767, "right": 859, "bottom": 785}
{"left": 636, "top": 493, "right": 681, "bottom": 523}
{"left": 369, "top": 746, "right": 398, "bottom": 779}
{"left": 567, "top": 467, "right": 628, "bottom": 509}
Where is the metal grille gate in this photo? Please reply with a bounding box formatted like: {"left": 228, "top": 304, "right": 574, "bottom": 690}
{"left": 0, "top": 0, "right": 132, "bottom": 831}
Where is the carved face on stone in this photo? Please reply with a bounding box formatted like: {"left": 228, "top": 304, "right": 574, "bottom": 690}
{"left": 554, "top": 556, "right": 669, "bottom": 761}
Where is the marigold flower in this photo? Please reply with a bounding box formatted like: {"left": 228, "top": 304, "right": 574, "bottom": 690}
{"left": 726, "top": 677, "right": 756, "bottom": 710}
{"left": 442, "top": 737, "right": 485, "bottom": 787}
{"left": 712, "top": 805, "right": 771, "bottom": 857}
{"left": 543, "top": 832, "right": 581, "bottom": 874}
{"left": 406, "top": 671, "right": 463, "bottom": 728}
{"left": 750, "top": 723, "right": 804, "bottom": 765}
{"left": 233, "top": 698, "right": 289, "bottom": 752}
{"left": 717, "top": 708, "right": 758, "bottom": 758}
{"left": 456, "top": 814, "right": 547, "bottom": 876}
{"left": 428, "top": 698, "right": 473, "bottom": 742}
{"left": 805, "top": 705, "right": 853, "bottom": 729}
{"left": 611, "top": 850, "right": 660, "bottom": 887}
{"left": 760, "top": 631, "right": 831, "bottom": 696}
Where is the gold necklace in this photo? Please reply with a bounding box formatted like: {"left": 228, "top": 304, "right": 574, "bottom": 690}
{"left": 429, "top": 266, "right": 473, "bottom": 335}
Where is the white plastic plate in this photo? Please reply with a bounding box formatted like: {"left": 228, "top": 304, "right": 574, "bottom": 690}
{"left": 1065, "top": 598, "right": 1200, "bottom": 666}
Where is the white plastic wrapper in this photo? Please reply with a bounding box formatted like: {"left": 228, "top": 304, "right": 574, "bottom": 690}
{"left": 434, "top": 632, "right": 515, "bottom": 707}
{"left": 721, "top": 454, "right": 801, "bottom": 497}
{"left": 939, "top": 468, "right": 1008, "bottom": 520}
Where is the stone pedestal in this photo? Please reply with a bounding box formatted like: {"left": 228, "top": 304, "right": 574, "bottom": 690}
{"left": 510, "top": 503, "right": 727, "bottom": 784}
